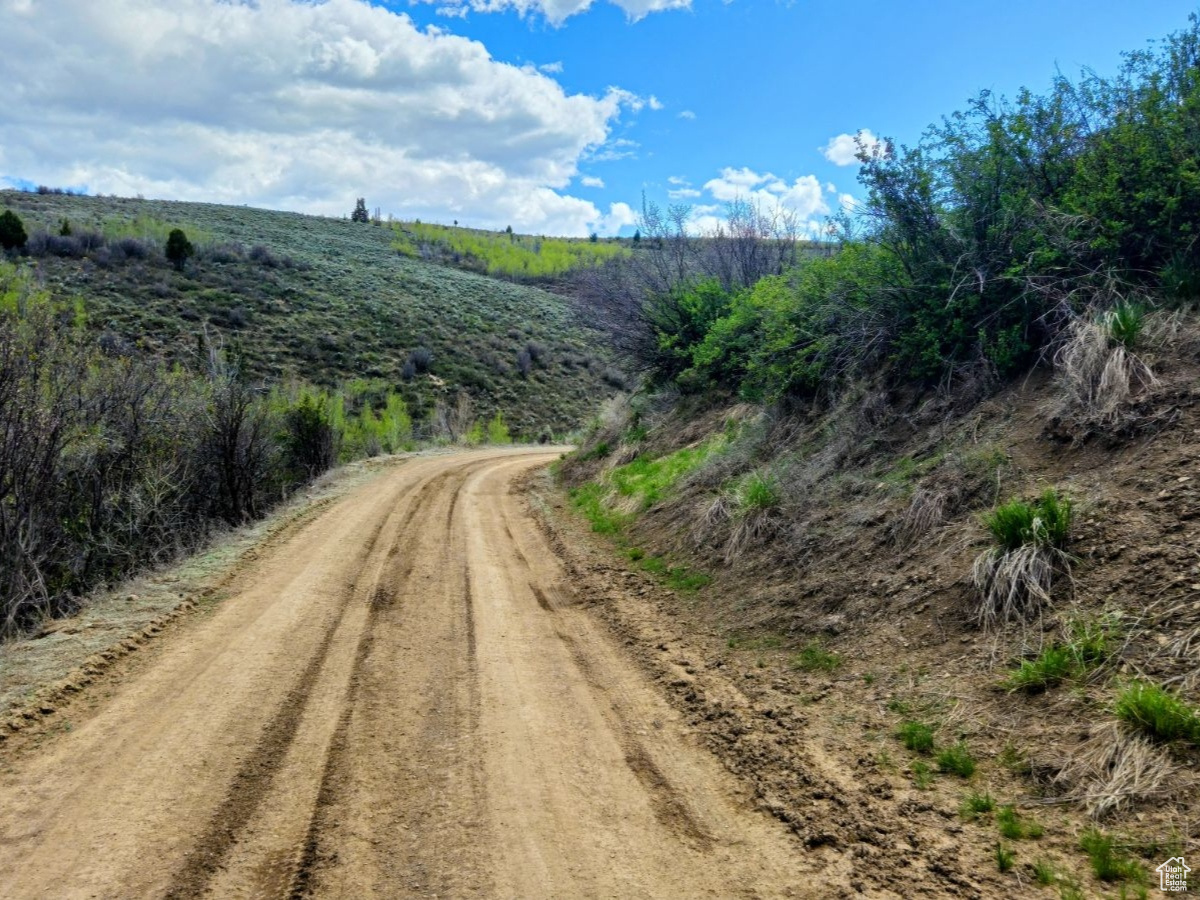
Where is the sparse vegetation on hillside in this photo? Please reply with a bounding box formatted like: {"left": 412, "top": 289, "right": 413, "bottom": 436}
{"left": 0, "top": 191, "right": 619, "bottom": 438}
{"left": 392, "top": 220, "right": 628, "bottom": 281}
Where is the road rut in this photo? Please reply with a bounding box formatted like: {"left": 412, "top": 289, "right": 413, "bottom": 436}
{"left": 0, "top": 448, "right": 809, "bottom": 899}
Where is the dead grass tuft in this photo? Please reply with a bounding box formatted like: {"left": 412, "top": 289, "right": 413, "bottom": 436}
{"left": 894, "top": 488, "right": 950, "bottom": 547}
{"left": 1052, "top": 722, "right": 1181, "bottom": 819}
{"left": 1053, "top": 317, "right": 1156, "bottom": 425}
{"left": 972, "top": 544, "right": 1072, "bottom": 629}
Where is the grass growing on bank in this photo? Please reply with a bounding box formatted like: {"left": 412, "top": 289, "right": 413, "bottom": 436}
{"left": 1114, "top": 682, "right": 1200, "bottom": 746}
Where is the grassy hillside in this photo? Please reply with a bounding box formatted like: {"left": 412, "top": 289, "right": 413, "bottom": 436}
{"left": 0, "top": 190, "right": 622, "bottom": 437}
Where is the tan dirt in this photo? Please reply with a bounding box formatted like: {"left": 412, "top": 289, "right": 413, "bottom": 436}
{"left": 0, "top": 448, "right": 826, "bottom": 899}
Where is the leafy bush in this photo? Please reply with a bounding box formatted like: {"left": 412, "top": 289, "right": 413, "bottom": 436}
{"left": 1114, "top": 682, "right": 1200, "bottom": 745}
{"left": 487, "top": 411, "right": 511, "bottom": 444}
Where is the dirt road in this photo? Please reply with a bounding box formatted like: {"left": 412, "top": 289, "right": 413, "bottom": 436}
{"left": 0, "top": 448, "right": 812, "bottom": 899}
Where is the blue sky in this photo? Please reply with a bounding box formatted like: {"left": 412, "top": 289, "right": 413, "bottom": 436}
{"left": 2, "top": 0, "right": 1197, "bottom": 235}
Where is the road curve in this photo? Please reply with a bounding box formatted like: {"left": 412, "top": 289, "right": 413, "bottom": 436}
{"left": 0, "top": 448, "right": 807, "bottom": 899}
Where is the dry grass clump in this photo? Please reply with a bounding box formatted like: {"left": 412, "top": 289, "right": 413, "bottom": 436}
{"left": 1052, "top": 722, "right": 1180, "bottom": 819}
{"left": 894, "top": 487, "right": 950, "bottom": 547}
{"left": 972, "top": 490, "right": 1073, "bottom": 629}
{"left": 1054, "top": 307, "right": 1156, "bottom": 426}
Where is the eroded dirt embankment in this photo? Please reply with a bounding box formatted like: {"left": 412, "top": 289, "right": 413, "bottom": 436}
{"left": 0, "top": 448, "right": 835, "bottom": 899}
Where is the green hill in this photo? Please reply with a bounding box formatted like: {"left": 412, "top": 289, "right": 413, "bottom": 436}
{"left": 0, "top": 190, "right": 622, "bottom": 437}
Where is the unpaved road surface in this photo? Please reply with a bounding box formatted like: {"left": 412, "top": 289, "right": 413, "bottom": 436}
{"left": 0, "top": 448, "right": 812, "bottom": 899}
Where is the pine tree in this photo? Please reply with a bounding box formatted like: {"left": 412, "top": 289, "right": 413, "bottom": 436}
{"left": 165, "top": 228, "right": 194, "bottom": 270}
{"left": 0, "top": 210, "right": 28, "bottom": 251}
{"left": 351, "top": 198, "right": 369, "bottom": 223}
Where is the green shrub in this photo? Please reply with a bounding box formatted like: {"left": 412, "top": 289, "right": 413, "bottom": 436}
{"left": 984, "top": 489, "right": 1072, "bottom": 551}
{"left": 1114, "top": 682, "right": 1200, "bottom": 745}
{"left": 486, "top": 411, "right": 511, "bottom": 444}
{"left": 165, "top": 228, "right": 194, "bottom": 270}
{"left": 935, "top": 741, "right": 976, "bottom": 778}
{"left": 791, "top": 640, "right": 842, "bottom": 672}
{"left": 0, "top": 209, "right": 28, "bottom": 250}
{"left": 898, "top": 721, "right": 936, "bottom": 753}
{"left": 1080, "top": 828, "right": 1145, "bottom": 884}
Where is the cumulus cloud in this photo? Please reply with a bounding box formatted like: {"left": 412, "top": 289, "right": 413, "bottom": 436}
{"left": 415, "top": 0, "right": 691, "bottom": 26}
{"left": 695, "top": 166, "right": 831, "bottom": 237}
{"left": 580, "top": 175, "right": 605, "bottom": 188}
{"left": 677, "top": 109, "right": 696, "bottom": 120}
{"left": 0, "top": 0, "right": 647, "bottom": 236}
{"left": 597, "top": 201, "right": 637, "bottom": 234}
{"left": 820, "top": 129, "right": 883, "bottom": 166}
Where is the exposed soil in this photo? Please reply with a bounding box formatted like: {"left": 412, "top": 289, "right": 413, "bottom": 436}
{"left": 0, "top": 448, "right": 831, "bottom": 899}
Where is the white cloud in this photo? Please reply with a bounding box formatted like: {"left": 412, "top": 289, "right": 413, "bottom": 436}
{"left": 820, "top": 129, "right": 883, "bottom": 167}
{"left": 838, "top": 193, "right": 858, "bottom": 211}
{"left": 0, "top": 0, "right": 647, "bottom": 236}
{"left": 416, "top": 0, "right": 691, "bottom": 26}
{"left": 667, "top": 175, "right": 690, "bottom": 185}
{"left": 677, "top": 110, "right": 696, "bottom": 120}
{"left": 825, "top": 182, "right": 837, "bottom": 193}
{"left": 580, "top": 175, "right": 605, "bottom": 188}
{"left": 648, "top": 95, "right": 664, "bottom": 111}
{"left": 667, "top": 187, "right": 700, "bottom": 200}
{"left": 695, "top": 166, "right": 830, "bottom": 237}
{"left": 539, "top": 60, "right": 564, "bottom": 73}
{"left": 595, "top": 201, "right": 636, "bottom": 234}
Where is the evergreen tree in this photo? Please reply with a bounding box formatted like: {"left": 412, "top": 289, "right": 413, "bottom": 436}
{"left": 0, "top": 210, "right": 28, "bottom": 251}
{"left": 351, "top": 198, "right": 369, "bottom": 223}
{"left": 165, "top": 228, "right": 194, "bottom": 270}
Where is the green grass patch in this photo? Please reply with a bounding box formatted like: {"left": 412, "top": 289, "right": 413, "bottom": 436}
{"left": 959, "top": 790, "right": 995, "bottom": 821}
{"left": 1079, "top": 828, "right": 1146, "bottom": 884}
{"left": 983, "top": 489, "right": 1072, "bottom": 551}
{"left": 1114, "top": 681, "right": 1200, "bottom": 745}
{"left": 897, "top": 720, "right": 936, "bottom": 753}
{"left": 790, "top": 640, "right": 842, "bottom": 672}
{"left": 1033, "top": 858, "right": 1056, "bottom": 886}
{"left": 995, "top": 843, "right": 1015, "bottom": 873}
{"left": 996, "top": 805, "right": 1043, "bottom": 840}
{"left": 737, "top": 470, "right": 781, "bottom": 512}
{"left": 911, "top": 760, "right": 934, "bottom": 789}
{"left": 1004, "top": 619, "right": 1115, "bottom": 693}
{"left": 568, "top": 483, "right": 631, "bottom": 536}
{"left": 609, "top": 443, "right": 718, "bottom": 509}
{"left": 1104, "top": 302, "right": 1145, "bottom": 350}
{"left": 935, "top": 741, "right": 976, "bottom": 778}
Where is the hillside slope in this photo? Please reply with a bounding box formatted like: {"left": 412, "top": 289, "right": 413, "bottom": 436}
{"left": 0, "top": 190, "right": 620, "bottom": 436}
{"left": 558, "top": 316, "right": 1200, "bottom": 895}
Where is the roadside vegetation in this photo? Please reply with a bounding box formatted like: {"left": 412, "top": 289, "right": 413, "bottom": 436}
{"left": 558, "top": 15, "right": 1200, "bottom": 893}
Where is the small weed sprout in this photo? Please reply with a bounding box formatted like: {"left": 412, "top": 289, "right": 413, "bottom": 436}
{"left": 1033, "top": 859, "right": 1056, "bottom": 885}
{"left": 973, "top": 490, "right": 1073, "bottom": 628}
{"left": 959, "top": 790, "right": 995, "bottom": 821}
{"left": 995, "top": 843, "right": 1015, "bottom": 873}
{"left": 996, "top": 805, "right": 1043, "bottom": 840}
